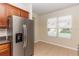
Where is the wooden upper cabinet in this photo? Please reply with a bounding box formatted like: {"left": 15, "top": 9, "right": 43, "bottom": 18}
{"left": 0, "top": 3, "right": 29, "bottom": 28}
{"left": 20, "top": 10, "right": 29, "bottom": 18}
{"left": 0, "top": 4, "right": 7, "bottom": 28}
{"left": 6, "top": 4, "right": 20, "bottom": 16}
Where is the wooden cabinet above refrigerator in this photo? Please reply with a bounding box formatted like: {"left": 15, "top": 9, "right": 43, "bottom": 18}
{"left": 6, "top": 4, "right": 21, "bottom": 16}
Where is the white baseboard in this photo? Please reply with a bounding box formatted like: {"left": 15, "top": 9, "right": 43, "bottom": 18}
{"left": 34, "top": 40, "right": 39, "bottom": 43}
{"left": 39, "top": 40, "right": 78, "bottom": 51}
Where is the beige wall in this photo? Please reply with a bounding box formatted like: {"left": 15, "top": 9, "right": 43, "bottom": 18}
{"left": 39, "top": 5, "right": 79, "bottom": 50}
{"left": 32, "top": 13, "right": 42, "bottom": 42}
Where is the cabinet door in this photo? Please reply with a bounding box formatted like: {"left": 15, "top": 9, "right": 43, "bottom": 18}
{"left": 0, "top": 48, "right": 10, "bottom": 56}
{"left": 0, "top": 4, "right": 7, "bottom": 28}
{"left": 6, "top": 4, "right": 20, "bottom": 16}
{"left": 0, "top": 43, "right": 11, "bottom": 56}
{"left": 20, "top": 10, "right": 29, "bottom": 18}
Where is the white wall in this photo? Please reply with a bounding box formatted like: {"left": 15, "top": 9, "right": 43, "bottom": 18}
{"left": 39, "top": 5, "right": 79, "bottom": 51}
{"left": 32, "top": 13, "right": 42, "bottom": 43}
{"left": 9, "top": 3, "right": 32, "bottom": 19}
{"left": 0, "top": 29, "right": 7, "bottom": 36}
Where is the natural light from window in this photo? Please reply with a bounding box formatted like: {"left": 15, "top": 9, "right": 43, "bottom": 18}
{"left": 47, "top": 15, "right": 72, "bottom": 39}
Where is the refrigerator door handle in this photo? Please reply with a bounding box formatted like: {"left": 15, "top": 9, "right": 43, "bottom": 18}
{"left": 23, "top": 24, "right": 27, "bottom": 48}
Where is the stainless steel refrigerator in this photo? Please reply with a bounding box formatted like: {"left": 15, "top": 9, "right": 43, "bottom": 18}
{"left": 8, "top": 15, "right": 34, "bottom": 56}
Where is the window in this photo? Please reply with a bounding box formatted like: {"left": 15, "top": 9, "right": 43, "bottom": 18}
{"left": 47, "top": 18, "right": 57, "bottom": 36}
{"left": 58, "top": 16, "right": 72, "bottom": 39}
{"left": 47, "top": 15, "right": 72, "bottom": 39}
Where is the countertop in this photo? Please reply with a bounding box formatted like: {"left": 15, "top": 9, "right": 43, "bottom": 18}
{"left": 0, "top": 40, "right": 10, "bottom": 44}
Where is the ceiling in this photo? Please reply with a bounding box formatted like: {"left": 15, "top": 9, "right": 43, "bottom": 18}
{"left": 32, "top": 3, "right": 78, "bottom": 15}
